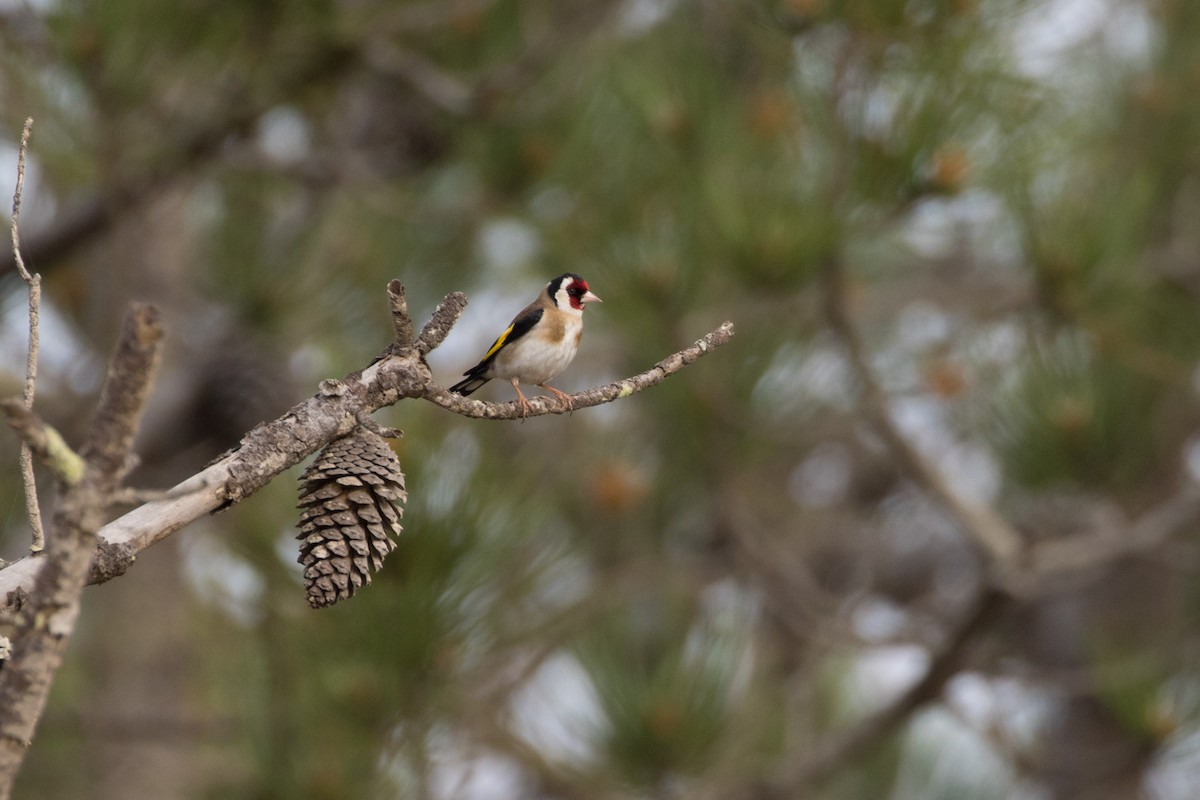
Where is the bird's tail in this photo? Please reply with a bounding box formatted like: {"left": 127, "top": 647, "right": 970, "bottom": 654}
{"left": 449, "top": 375, "right": 489, "bottom": 396}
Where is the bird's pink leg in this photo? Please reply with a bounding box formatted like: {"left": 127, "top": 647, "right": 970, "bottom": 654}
{"left": 539, "top": 384, "right": 574, "bottom": 412}
{"left": 511, "top": 379, "right": 533, "bottom": 418}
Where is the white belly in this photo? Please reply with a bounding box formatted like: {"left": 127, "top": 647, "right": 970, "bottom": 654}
{"left": 491, "top": 317, "right": 582, "bottom": 386}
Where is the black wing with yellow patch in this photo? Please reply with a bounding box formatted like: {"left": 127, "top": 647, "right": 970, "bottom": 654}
{"left": 477, "top": 306, "right": 543, "bottom": 369}
{"left": 448, "top": 307, "right": 544, "bottom": 396}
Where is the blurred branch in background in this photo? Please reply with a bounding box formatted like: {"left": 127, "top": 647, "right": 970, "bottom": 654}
{"left": 821, "top": 257, "right": 1024, "bottom": 567}
{"left": 0, "top": 44, "right": 358, "bottom": 279}
{"left": 758, "top": 585, "right": 1009, "bottom": 797}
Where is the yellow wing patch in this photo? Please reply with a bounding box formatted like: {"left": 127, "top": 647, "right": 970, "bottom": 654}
{"left": 483, "top": 325, "right": 514, "bottom": 361}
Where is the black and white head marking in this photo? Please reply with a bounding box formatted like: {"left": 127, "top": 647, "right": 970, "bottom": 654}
{"left": 546, "top": 273, "right": 592, "bottom": 311}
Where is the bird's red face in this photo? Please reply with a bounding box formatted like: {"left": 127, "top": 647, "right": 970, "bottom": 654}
{"left": 565, "top": 278, "right": 602, "bottom": 310}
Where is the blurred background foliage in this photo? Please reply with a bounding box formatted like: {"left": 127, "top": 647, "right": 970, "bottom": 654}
{"left": 4, "top": 0, "right": 1200, "bottom": 797}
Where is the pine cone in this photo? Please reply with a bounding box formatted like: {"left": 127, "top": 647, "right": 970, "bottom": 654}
{"left": 296, "top": 428, "right": 406, "bottom": 608}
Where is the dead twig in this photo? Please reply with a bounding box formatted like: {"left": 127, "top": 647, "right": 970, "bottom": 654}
{"left": 78, "top": 302, "right": 164, "bottom": 481}
{"left": 387, "top": 279, "right": 416, "bottom": 350}
{"left": 366, "top": 41, "right": 474, "bottom": 116}
{"left": 423, "top": 321, "right": 735, "bottom": 420}
{"left": 415, "top": 290, "right": 467, "bottom": 355}
{"left": 9, "top": 117, "right": 43, "bottom": 554}
{"left": 0, "top": 304, "right": 166, "bottom": 800}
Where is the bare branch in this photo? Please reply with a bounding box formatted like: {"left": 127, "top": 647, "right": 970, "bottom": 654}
{"left": 0, "top": 301, "right": 167, "bottom": 796}
{"left": 387, "top": 280, "right": 415, "bottom": 350}
{"left": 5, "top": 466, "right": 223, "bottom": 596}
{"left": 0, "top": 501, "right": 100, "bottom": 792}
{"left": 821, "top": 259, "right": 1023, "bottom": 566}
{"left": 0, "top": 297, "right": 731, "bottom": 606}
{"left": 423, "top": 321, "right": 736, "bottom": 419}
{"left": 10, "top": 117, "right": 43, "bottom": 554}
{"left": 0, "top": 297, "right": 167, "bottom": 796}
{"left": 0, "top": 278, "right": 730, "bottom": 792}
{"left": 10, "top": 118, "right": 34, "bottom": 286}
{"left": 79, "top": 303, "right": 165, "bottom": 483}
{"left": 416, "top": 291, "right": 468, "bottom": 355}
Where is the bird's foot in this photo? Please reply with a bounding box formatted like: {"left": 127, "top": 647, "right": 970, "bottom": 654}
{"left": 512, "top": 383, "right": 533, "bottom": 420}
{"left": 541, "top": 384, "right": 574, "bottom": 414}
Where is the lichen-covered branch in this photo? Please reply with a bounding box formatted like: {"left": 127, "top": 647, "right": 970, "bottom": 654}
{"left": 416, "top": 290, "right": 467, "bottom": 354}
{"left": 78, "top": 304, "right": 164, "bottom": 482}
{"left": 0, "top": 401, "right": 84, "bottom": 486}
{"left": 422, "top": 320, "right": 736, "bottom": 419}
{"left": 0, "top": 268, "right": 731, "bottom": 797}
{"left": 0, "top": 295, "right": 733, "bottom": 607}
{"left": 0, "top": 303, "right": 165, "bottom": 800}
{"left": 387, "top": 280, "right": 415, "bottom": 350}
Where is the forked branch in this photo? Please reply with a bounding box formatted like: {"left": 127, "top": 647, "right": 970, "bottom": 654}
{"left": 0, "top": 284, "right": 733, "bottom": 604}
{"left": 0, "top": 264, "right": 731, "bottom": 797}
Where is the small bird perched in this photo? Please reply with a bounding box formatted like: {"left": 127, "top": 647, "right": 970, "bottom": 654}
{"left": 449, "top": 273, "right": 601, "bottom": 416}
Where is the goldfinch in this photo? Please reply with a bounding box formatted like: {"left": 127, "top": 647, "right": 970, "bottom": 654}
{"left": 449, "top": 273, "right": 601, "bottom": 416}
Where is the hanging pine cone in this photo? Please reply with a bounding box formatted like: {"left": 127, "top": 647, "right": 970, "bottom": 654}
{"left": 296, "top": 427, "right": 406, "bottom": 608}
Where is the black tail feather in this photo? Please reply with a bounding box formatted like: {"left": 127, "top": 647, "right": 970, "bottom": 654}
{"left": 449, "top": 376, "right": 489, "bottom": 396}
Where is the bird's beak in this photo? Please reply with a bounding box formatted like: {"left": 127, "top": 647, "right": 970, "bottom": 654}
{"left": 581, "top": 291, "right": 602, "bottom": 304}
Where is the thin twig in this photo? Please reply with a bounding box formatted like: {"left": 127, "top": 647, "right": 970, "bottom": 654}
{"left": 820, "top": 258, "right": 1023, "bottom": 566}
{"left": 10, "top": 119, "right": 35, "bottom": 284}
{"left": 10, "top": 117, "right": 43, "bottom": 553}
{"left": 423, "top": 321, "right": 736, "bottom": 420}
